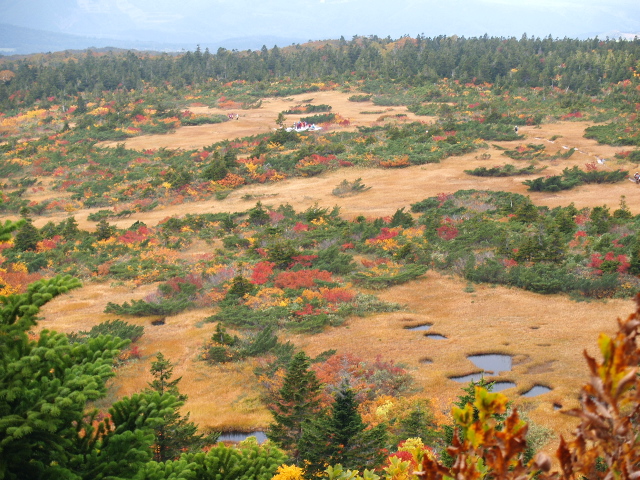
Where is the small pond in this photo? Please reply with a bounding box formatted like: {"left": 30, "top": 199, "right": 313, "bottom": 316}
{"left": 425, "top": 334, "right": 447, "bottom": 340}
{"left": 467, "top": 354, "right": 512, "bottom": 375}
{"left": 405, "top": 324, "right": 432, "bottom": 331}
{"left": 218, "top": 431, "right": 267, "bottom": 443}
{"left": 522, "top": 385, "right": 552, "bottom": 398}
{"left": 491, "top": 381, "right": 516, "bottom": 392}
{"left": 450, "top": 372, "right": 485, "bottom": 383}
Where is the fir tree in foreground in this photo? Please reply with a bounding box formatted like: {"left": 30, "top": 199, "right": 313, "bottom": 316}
{"left": 298, "top": 382, "right": 388, "bottom": 475}
{"left": 266, "top": 351, "right": 323, "bottom": 463}
{"left": 145, "top": 352, "right": 218, "bottom": 462}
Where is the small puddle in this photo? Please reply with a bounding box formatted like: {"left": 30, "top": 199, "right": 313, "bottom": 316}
{"left": 522, "top": 385, "right": 552, "bottom": 397}
{"left": 405, "top": 324, "right": 432, "bottom": 331}
{"left": 467, "top": 354, "right": 512, "bottom": 375}
{"left": 425, "top": 334, "right": 447, "bottom": 340}
{"left": 450, "top": 372, "right": 484, "bottom": 383}
{"left": 553, "top": 403, "right": 563, "bottom": 411}
{"left": 492, "top": 381, "right": 516, "bottom": 392}
{"left": 420, "top": 358, "right": 433, "bottom": 365}
{"left": 218, "top": 431, "right": 267, "bottom": 443}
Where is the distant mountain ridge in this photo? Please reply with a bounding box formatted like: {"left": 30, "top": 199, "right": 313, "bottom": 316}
{"left": 1, "top": 22, "right": 638, "bottom": 58}
{"left": 0, "top": 23, "right": 306, "bottom": 56}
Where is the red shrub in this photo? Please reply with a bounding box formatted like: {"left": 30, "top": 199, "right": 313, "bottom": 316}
{"left": 289, "top": 255, "right": 318, "bottom": 267}
{"left": 321, "top": 287, "right": 355, "bottom": 303}
{"left": 273, "top": 269, "right": 332, "bottom": 289}
{"left": 437, "top": 218, "right": 458, "bottom": 240}
{"left": 251, "top": 261, "right": 275, "bottom": 285}
{"left": 368, "top": 227, "right": 399, "bottom": 242}
{"left": 293, "top": 222, "right": 310, "bottom": 232}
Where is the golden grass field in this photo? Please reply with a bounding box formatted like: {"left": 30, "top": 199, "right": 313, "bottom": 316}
{"left": 35, "top": 90, "right": 640, "bottom": 449}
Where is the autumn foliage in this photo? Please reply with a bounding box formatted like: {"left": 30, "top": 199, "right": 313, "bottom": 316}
{"left": 273, "top": 269, "right": 333, "bottom": 289}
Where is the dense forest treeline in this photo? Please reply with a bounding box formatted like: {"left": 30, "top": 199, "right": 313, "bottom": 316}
{"left": 1, "top": 34, "right": 640, "bottom": 109}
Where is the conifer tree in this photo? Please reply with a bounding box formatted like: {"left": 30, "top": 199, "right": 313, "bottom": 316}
{"left": 248, "top": 201, "right": 270, "bottom": 225}
{"left": 75, "top": 94, "right": 87, "bottom": 115}
{"left": 0, "top": 219, "right": 22, "bottom": 243}
{"left": 202, "top": 157, "right": 228, "bottom": 181}
{"left": 223, "top": 149, "right": 237, "bottom": 169}
{"left": 226, "top": 275, "right": 255, "bottom": 299}
{"left": 298, "top": 382, "right": 388, "bottom": 474}
{"left": 62, "top": 216, "right": 80, "bottom": 241}
{"left": 145, "top": 353, "right": 216, "bottom": 462}
{"left": 95, "top": 218, "right": 116, "bottom": 241}
{"left": 13, "top": 217, "right": 40, "bottom": 251}
{"left": 266, "top": 351, "right": 322, "bottom": 462}
{"left": 148, "top": 352, "right": 186, "bottom": 400}
{"left": 0, "top": 274, "right": 128, "bottom": 479}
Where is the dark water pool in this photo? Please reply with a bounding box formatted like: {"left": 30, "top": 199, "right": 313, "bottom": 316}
{"left": 491, "top": 381, "right": 516, "bottom": 392}
{"left": 450, "top": 372, "right": 485, "bottom": 383}
{"left": 467, "top": 354, "right": 512, "bottom": 375}
{"left": 405, "top": 324, "right": 432, "bottom": 331}
{"left": 522, "top": 385, "right": 552, "bottom": 397}
{"left": 424, "top": 333, "right": 447, "bottom": 340}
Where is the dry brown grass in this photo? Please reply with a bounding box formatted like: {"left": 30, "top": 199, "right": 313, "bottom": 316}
{"left": 32, "top": 90, "right": 640, "bottom": 447}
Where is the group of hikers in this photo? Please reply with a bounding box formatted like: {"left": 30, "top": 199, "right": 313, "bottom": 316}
{"left": 285, "top": 121, "right": 321, "bottom": 132}
{"left": 227, "top": 113, "right": 239, "bottom": 120}
{"left": 293, "top": 121, "right": 317, "bottom": 130}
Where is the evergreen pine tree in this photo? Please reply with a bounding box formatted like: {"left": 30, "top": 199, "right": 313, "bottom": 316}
{"left": 13, "top": 218, "right": 40, "bottom": 251}
{"left": 266, "top": 351, "right": 322, "bottom": 463}
{"left": 248, "top": 201, "right": 270, "bottom": 225}
{"left": 75, "top": 94, "right": 87, "bottom": 115}
{"left": 62, "top": 216, "right": 80, "bottom": 241}
{"left": 202, "top": 157, "right": 228, "bottom": 181}
{"left": 145, "top": 353, "right": 217, "bottom": 462}
{"left": 389, "top": 207, "right": 415, "bottom": 228}
{"left": 226, "top": 275, "right": 255, "bottom": 299}
{"left": 0, "top": 274, "right": 131, "bottom": 479}
{"left": 613, "top": 195, "right": 633, "bottom": 220}
{"left": 298, "top": 383, "right": 388, "bottom": 474}
{"left": 241, "top": 325, "right": 279, "bottom": 357}
{"left": 0, "top": 219, "right": 22, "bottom": 243}
{"left": 213, "top": 322, "right": 238, "bottom": 346}
{"left": 148, "top": 352, "right": 186, "bottom": 401}
{"left": 587, "top": 206, "right": 611, "bottom": 235}
{"left": 223, "top": 149, "right": 237, "bottom": 169}
{"left": 95, "top": 218, "right": 116, "bottom": 241}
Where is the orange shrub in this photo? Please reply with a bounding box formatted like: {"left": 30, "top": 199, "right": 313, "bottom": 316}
{"left": 216, "top": 173, "right": 245, "bottom": 188}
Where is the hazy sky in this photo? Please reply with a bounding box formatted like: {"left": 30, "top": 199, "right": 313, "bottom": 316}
{"left": 1, "top": 0, "right": 639, "bottom": 47}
